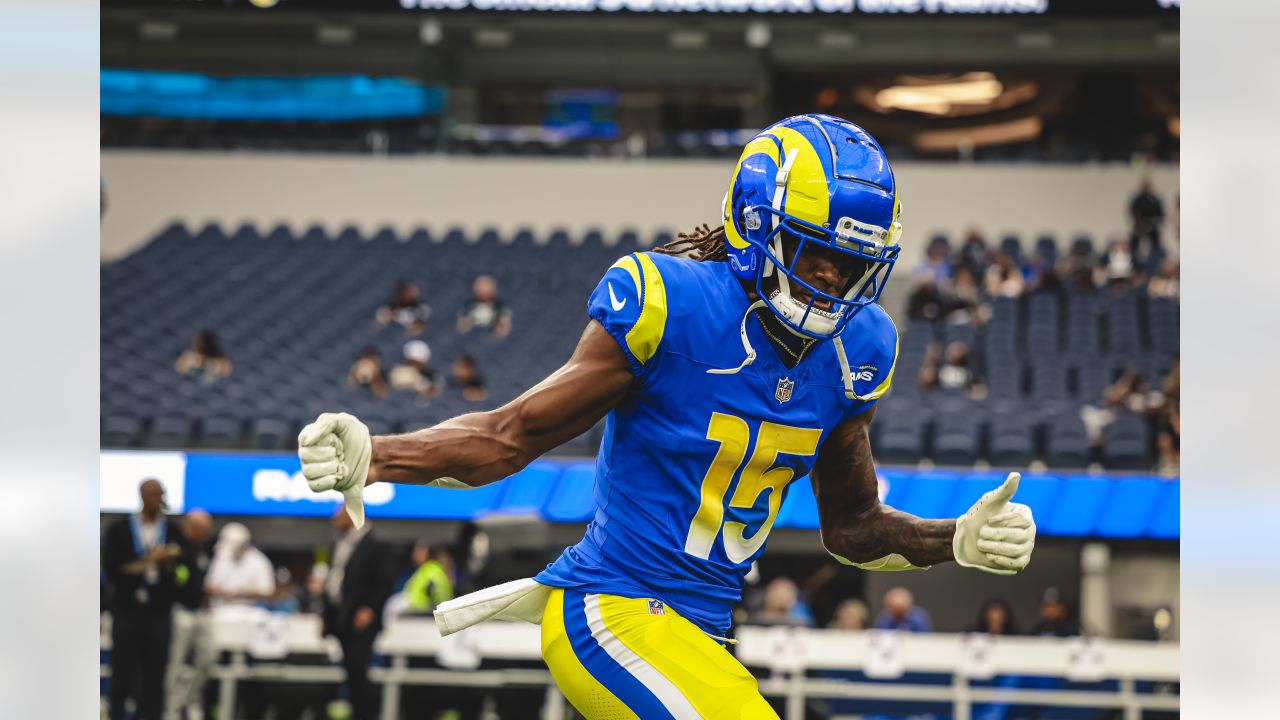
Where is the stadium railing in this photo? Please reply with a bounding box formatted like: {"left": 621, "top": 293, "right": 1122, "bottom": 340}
{"left": 101, "top": 610, "right": 1179, "bottom": 720}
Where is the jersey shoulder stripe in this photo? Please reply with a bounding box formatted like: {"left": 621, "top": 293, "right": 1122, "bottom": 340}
{"left": 591, "top": 252, "right": 671, "bottom": 373}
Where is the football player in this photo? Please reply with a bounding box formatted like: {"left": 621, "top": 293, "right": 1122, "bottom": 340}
{"left": 298, "top": 114, "right": 1035, "bottom": 719}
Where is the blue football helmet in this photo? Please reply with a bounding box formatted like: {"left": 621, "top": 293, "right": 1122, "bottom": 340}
{"left": 722, "top": 114, "right": 902, "bottom": 340}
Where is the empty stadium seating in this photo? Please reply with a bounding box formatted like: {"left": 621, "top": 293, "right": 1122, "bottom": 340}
{"left": 102, "top": 222, "right": 646, "bottom": 454}
{"left": 102, "top": 225, "right": 1177, "bottom": 472}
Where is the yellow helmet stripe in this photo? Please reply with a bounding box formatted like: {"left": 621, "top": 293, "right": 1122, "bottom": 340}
{"left": 762, "top": 125, "right": 830, "bottom": 228}
{"left": 723, "top": 135, "right": 783, "bottom": 250}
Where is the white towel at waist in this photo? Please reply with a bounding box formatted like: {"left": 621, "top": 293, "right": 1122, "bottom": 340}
{"left": 432, "top": 577, "right": 552, "bottom": 637}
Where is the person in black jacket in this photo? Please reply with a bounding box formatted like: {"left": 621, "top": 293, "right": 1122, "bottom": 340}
{"left": 1129, "top": 178, "right": 1166, "bottom": 268}
{"left": 165, "top": 510, "right": 215, "bottom": 720}
{"left": 322, "top": 506, "right": 394, "bottom": 720}
{"left": 103, "top": 479, "right": 181, "bottom": 720}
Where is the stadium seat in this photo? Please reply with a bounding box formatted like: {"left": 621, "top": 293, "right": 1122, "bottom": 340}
{"left": 1028, "top": 363, "right": 1070, "bottom": 401}
{"left": 931, "top": 412, "right": 982, "bottom": 467}
{"left": 198, "top": 416, "right": 243, "bottom": 449}
{"left": 249, "top": 418, "right": 295, "bottom": 451}
{"left": 1045, "top": 413, "right": 1090, "bottom": 469}
{"left": 102, "top": 415, "right": 144, "bottom": 448}
{"left": 875, "top": 413, "right": 928, "bottom": 465}
{"left": 1102, "top": 412, "right": 1152, "bottom": 470}
{"left": 147, "top": 416, "right": 193, "bottom": 449}
{"left": 999, "top": 234, "right": 1022, "bottom": 261}
{"left": 988, "top": 415, "right": 1034, "bottom": 467}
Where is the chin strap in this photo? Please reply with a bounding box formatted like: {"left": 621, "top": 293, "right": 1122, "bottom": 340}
{"left": 834, "top": 333, "right": 890, "bottom": 402}
{"left": 707, "top": 300, "right": 766, "bottom": 376}
{"left": 832, "top": 336, "right": 858, "bottom": 400}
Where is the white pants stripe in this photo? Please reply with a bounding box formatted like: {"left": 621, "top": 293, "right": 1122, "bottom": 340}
{"left": 583, "top": 593, "right": 701, "bottom": 720}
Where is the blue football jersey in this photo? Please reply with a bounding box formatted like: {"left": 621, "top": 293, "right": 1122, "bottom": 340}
{"left": 534, "top": 251, "right": 899, "bottom": 635}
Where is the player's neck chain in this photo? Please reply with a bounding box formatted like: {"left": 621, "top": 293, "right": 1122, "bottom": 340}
{"left": 755, "top": 309, "right": 816, "bottom": 368}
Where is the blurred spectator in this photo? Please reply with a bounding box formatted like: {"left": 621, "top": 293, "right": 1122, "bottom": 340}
{"left": 919, "top": 341, "right": 984, "bottom": 398}
{"left": 388, "top": 340, "right": 440, "bottom": 397}
{"left": 348, "top": 346, "right": 388, "bottom": 399}
{"left": 828, "top": 598, "right": 869, "bottom": 631}
{"left": 205, "top": 522, "right": 274, "bottom": 609}
{"left": 1080, "top": 367, "right": 1161, "bottom": 448}
{"left": 298, "top": 563, "right": 329, "bottom": 615}
{"left": 800, "top": 560, "right": 866, "bottom": 628}
{"left": 946, "top": 265, "right": 988, "bottom": 326}
{"left": 451, "top": 353, "right": 488, "bottom": 403}
{"left": 175, "top": 329, "right": 232, "bottom": 381}
{"left": 165, "top": 510, "right": 215, "bottom": 720}
{"left": 1064, "top": 240, "right": 1096, "bottom": 292}
{"left": 956, "top": 227, "right": 990, "bottom": 275}
{"left": 103, "top": 479, "right": 181, "bottom": 720}
{"left": 1129, "top": 178, "right": 1166, "bottom": 266}
{"left": 749, "top": 577, "right": 815, "bottom": 627}
{"left": 1098, "top": 236, "right": 1136, "bottom": 288}
{"left": 1148, "top": 259, "right": 1180, "bottom": 299}
{"left": 1156, "top": 358, "right": 1181, "bottom": 476}
{"left": 873, "top": 587, "right": 932, "bottom": 633}
{"left": 256, "top": 568, "right": 302, "bottom": 614}
{"left": 376, "top": 279, "right": 431, "bottom": 335}
{"left": 984, "top": 251, "right": 1025, "bottom": 298}
{"left": 1031, "top": 587, "right": 1081, "bottom": 637}
{"left": 969, "top": 597, "right": 1020, "bottom": 636}
{"left": 324, "top": 506, "right": 396, "bottom": 720}
{"left": 912, "top": 242, "right": 953, "bottom": 287}
{"left": 404, "top": 543, "right": 456, "bottom": 614}
{"left": 457, "top": 274, "right": 513, "bottom": 337}
{"left": 906, "top": 277, "right": 945, "bottom": 321}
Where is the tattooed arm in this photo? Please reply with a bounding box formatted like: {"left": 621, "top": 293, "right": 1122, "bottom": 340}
{"left": 810, "top": 407, "right": 955, "bottom": 568}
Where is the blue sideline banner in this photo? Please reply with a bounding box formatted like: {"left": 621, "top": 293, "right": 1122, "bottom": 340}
{"left": 99, "top": 450, "right": 1179, "bottom": 539}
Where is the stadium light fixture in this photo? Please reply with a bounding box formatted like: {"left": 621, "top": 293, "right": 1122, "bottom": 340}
{"left": 818, "top": 31, "right": 857, "bottom": 50}
{"left": 419, "top": 18, "right": 443, "bottom": 46}
{"left": 745, "top": 21, "right": 771, "bottom": 50}
{"left": 876, "top": 72, "right": 1004, "bottom": 116}
{"left": 138, "top": 21, "right": 178, "bottom": 42}
{"left": 1014, "top": 31, "right": 1054, "bottom": 50}
{"left": 474, "top": 28, "right": 513, "bottom": 48}
{"left": 316, "top": 25, "right": 356, "bottom": 46}
{"left": 669, "top": 30, "right": 709, "bottom": 51}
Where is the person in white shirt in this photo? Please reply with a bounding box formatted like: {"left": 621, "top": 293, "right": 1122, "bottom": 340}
{"left": 204, "top": 523, "right": 274, "bottom": 609}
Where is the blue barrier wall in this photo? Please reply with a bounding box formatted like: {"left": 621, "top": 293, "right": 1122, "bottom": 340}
{"left": 103, "top": 451, "right": 1179, "bottom": 539}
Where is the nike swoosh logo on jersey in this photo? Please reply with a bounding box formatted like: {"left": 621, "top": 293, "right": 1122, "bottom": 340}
{"left": 608, "top": 282, "right": 627, "bottom": 311}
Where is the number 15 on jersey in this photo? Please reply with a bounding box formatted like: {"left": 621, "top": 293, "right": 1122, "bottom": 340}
{"left": 684, "top": 412, "right": 822, "bottom": 563}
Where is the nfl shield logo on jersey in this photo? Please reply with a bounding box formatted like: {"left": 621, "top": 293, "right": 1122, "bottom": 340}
{"left": 775, "top": 377, "right": 795, "bottom": 403}
{"left": 648, "top": 599, "right": 666, "bottom": 616}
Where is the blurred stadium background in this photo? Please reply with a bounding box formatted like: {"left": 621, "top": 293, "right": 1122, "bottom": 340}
{"left": 99, "top": 0, "right": 1180, "bottom": 718}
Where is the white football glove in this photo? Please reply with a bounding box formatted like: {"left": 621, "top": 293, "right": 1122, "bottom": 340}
{"left": 953, "top": 472, "right": 1036, "bottom": 576}
{"left": 297, "top": 412, "right": 372, "bottom": 529}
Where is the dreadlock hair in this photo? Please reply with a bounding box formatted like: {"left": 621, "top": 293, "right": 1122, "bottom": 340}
{"left": 654, "top": 223, "right": 728, "bottom": 262}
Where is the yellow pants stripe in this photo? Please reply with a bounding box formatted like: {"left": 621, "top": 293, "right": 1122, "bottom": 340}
{"left": 541, "top": 588, "right": 640, "bottom": 719}
{"left": 541, "top": 588, "right": 779, "bottom": 720}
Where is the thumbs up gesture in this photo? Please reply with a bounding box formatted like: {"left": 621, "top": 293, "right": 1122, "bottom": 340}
{"left": 953, "top": 472, "right": 1036, "bottom": 576}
